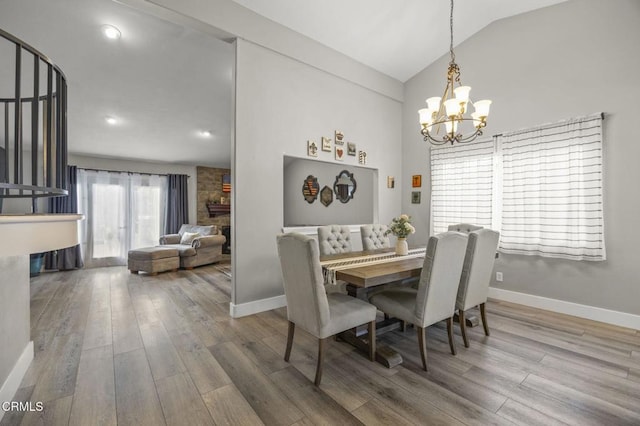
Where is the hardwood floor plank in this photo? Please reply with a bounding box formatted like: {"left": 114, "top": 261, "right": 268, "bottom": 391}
{"left": 20, "top": 395, "right": 73, "bottom": 426}
{"left": 270, "top": 366, "right": 364, "bottom": 425}
{"left": 169, "top": 329, "right": 231, "bottom": 394}
{"left": 0, "top": 386, "right": 34, "bottom": 426}
{"left": 68, "top": 345, "right": 116, "bottom": 426}
{"left": 155, "top": 372, "right": 214, "bottom": 426}
{"left": 111, "top": 306, "right": 143, "bottom": 355}
{"left": 201, "top": 384, "right": 265, "bottom": 426}
{"left": 82, "top": 302, "right": 112, "bottom": 351}
{"left": 139, "top": 321, "right": 186, "bottom": 381}
{"left": 521, "top": 374, "right": 640, "bottom": 425}
{"left": 496, "top": 398, "right": 568, "bottom": 426}
{"left": 351, "top": 398, "right": 415, "bottom": 426}
{"left": 388, "top": 368, "right": 513, "bottom": 425}
{"left": 209, "top": 341, "right": 305, "bottom": 425}
{"left": 29, "top": 332, "right": 83, "bottom": 403}
{"left": 114, "top": 348, "right": 165, "bottom": 426}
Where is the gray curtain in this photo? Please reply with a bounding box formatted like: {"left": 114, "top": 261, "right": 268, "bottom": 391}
{"left": 45, "top": 165, "right": 84, "bottom": 270}
{"left": 166, "top": 174, "right": 189, "bottom": 234}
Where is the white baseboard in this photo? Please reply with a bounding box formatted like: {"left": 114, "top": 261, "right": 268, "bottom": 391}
{"left": 230, "top": 294, "right": 287, "bottom": 318}
{"left": 488, "top": 287, "right": 640, "bottom": 331}
{"left": 0, "top": 341, "right": 34, "bottom": 422}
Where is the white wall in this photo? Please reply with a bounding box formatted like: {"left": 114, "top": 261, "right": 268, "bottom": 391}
{"left": 0, "top": 255, "right": 30, "bottom": 421}
{"left": 403, "top": 0, "right": 640, "bottom": 315}
{"left": 69, "top": 154, "right": 199, "bottom": 225}
{"left": 234, "top": 38, "right": 402, "bottom": 307}
{"left": 283, "top": 156, "right": 375, "bottom": 227}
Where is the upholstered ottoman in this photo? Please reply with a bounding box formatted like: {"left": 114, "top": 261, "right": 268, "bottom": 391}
{"left": 128, "top": 247, "right": 179, "bottom": 275}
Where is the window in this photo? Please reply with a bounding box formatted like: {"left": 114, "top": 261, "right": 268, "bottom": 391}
{"left": 430, "top": 113, "right": 605, "bottom": 261}
{"left": 78, "top": 170, "right": 168, "bottom": 267}
{"left": 430, "top": 139, "right": 495, "bottom": 234}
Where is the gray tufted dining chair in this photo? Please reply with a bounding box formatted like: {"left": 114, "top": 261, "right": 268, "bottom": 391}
{"left": 276, "top": 233, "right": 376, "bottom": 385}
{"left": 360, "top": 224, "right": 391, "bottom": 251}
{"left": 456, "top": 229, "right": 500, "bottom": 347}
{"left": 368, "top": 232, "right": 468, "bottom": 371}
{"left": 448, "top": 223, "right": 484, "bottom": 233}
{"left": 317, "top": 225, "right": 353, "bottom": 256}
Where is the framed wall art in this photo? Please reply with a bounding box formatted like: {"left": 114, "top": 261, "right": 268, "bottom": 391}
{"left": 411, "top": 191, "right": 421, "bottom": 204}
{"left": 335, "top": 130, "right": 344, "bottom": 145}
{"left": 412, "top": 174, "right": 422, "bottom": 188}
{"left": 321, "top": 136, "right": 332, "bottom": 152}
{"left": 307, "top": 140, "right": 318, "bottom": 157}
{"left": 335, "top": 146, "right": 345, "bottom": 161}
{"left": 320, "top": 185, "right": 333, "bottom": 207}
{"left": 347, "top": 142, "right": 356, "bottom": 156}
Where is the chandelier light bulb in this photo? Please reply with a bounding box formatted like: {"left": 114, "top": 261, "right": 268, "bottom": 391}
{"left": 105, "top": 116, "right": 117, "bottom": 125}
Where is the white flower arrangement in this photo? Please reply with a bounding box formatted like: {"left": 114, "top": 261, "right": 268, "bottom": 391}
{"left": 385, "top": 214, "right": 416, "bottom": 239}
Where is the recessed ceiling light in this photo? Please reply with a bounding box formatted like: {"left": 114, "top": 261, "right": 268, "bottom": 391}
{"left": 200, "top": 130, "right": 213, "bottom": 137}
{"left": 102, "top": 25, "right": 121, "bottom": 40}
{"left": 105, "top": 116, "right": 117, "bottom": 125}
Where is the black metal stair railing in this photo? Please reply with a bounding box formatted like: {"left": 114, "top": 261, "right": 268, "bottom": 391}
{"left": 0, "top": 27, "right": 68, "bottom": 211}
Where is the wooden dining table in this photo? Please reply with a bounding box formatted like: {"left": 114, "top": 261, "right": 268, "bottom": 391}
{"left": 320, "top": 247, "right": 480, "bottom": 368}
{"left": 320, "top": 248, "right": 425, "bottom": 367}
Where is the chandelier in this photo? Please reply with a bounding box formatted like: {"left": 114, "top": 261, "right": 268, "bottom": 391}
{"left": 418, "top": 0, "right": 491, "bottom": 145}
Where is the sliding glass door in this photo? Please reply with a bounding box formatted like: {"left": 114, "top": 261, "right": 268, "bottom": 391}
{"left": 78, "top": 169, "right": 167, "bottom": 267}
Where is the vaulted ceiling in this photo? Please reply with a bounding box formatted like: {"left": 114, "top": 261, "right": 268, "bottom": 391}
{"left": 0, "top": 0, "right": 565, "bottom": 166}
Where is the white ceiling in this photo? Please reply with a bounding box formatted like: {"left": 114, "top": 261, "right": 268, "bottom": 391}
{"left": 0, "top": 0, "right": 565, "bottom": 167}
{"left": 0, "top": 0, "right": 234, "bottom": 167}
{"left": 231, "top": 0, "right": 566, "bottom": 82}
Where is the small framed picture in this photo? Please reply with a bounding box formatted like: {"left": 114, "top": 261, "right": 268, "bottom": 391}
{"left": 335, "top": 130, "right": 345, "bottom": 145}
{"left": 412, "top": 175, "right": 422, "bottom": 188}
{"left": 321, "top": 136, "right": 332, "bottom": 152}
{"left": 307, "top": 140, "right": 318, "bottom": 157}
{"left": 411, "top": 191, "right": 421, "bottom": 204}
{"left": 387, "top": 176, "right": 395, "bottom": 188}
{"left": 358, "top": 150, "right": 367, "bottom": 165}
{"left": 347, "top": 142, "right": 356, "bottom": 156}
{"left": 335, "top": 146, "right": 345, "bottom": 161}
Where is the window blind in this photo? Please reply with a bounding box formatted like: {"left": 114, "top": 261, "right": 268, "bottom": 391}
{"left": 497, "top": 113, "right": 605, "bottom": 260}
{"left": 430, "top": 139, "right": 495, "bottom": 234}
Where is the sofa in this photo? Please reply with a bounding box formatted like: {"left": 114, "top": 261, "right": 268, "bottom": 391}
{"left": 159, "top": 224, "right": 226, "bottom": 269}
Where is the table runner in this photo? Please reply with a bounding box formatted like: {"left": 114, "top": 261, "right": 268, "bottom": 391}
{"left": 321, "top": 247, "right": 426, "bottom": 285}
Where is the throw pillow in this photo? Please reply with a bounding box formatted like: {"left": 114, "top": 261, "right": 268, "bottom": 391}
{"left": 180, "top": 232, "right": 200, "bottom": 245}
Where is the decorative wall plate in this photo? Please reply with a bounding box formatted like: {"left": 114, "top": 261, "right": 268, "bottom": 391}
{"left": 320, "top": 186, "right": 333, "bottom": 207}
{"left": 302, "top": 175, "right": 320, "bottom": 203}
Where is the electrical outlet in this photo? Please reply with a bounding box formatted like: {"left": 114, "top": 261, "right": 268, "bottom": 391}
{"left": 496, "top": 272, "right": 503, "bottom": 282}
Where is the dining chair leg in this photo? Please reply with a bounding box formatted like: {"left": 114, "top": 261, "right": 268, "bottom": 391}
{"left": 401, "top": 320, "right": 407, "bottom": 332}
{"left": 285, "top": 321, "right": 295, "bottom": 362}
{"left": 480, "top": 303, "right": 490, "bottom": 336}
{"left": 459, "top": 310, "right": 469, "bottom": 348}
{"left": 368, "top": 320, "right": 376, "bottom": 361}
{"left": 446, "top": 317, "right": 456, "bottom": 355}
{"left": 314, "top": 337, "right": 328, "bottom": 386}
{"left": 417, "top": 326, "right": 428, "bottom": 371}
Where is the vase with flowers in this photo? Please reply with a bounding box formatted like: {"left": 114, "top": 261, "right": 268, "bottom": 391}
{"left": 385, "top": 214, "right": 416, "bottom": 255}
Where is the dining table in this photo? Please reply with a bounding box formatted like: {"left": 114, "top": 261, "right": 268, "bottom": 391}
{"left": 319, "top": 246, "right": 480, "bottom": 367}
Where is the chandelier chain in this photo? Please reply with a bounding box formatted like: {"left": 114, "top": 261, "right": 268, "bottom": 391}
{"left": 449, "top": 0, "right": 455, "bottom": 65}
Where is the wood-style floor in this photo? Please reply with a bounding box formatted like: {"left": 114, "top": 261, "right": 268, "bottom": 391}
{"left": 3, "top": 263, "right": 640, "bottom": 425}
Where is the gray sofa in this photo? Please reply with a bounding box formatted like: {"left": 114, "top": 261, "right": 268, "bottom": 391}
{"left": 159, "top": 224, "right": 226, "bottom": 269}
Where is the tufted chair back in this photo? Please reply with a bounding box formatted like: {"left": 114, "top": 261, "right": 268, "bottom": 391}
{"left": 360, "top": 224, "right": 391, "bottom": 251}
{"left": 317, "top": 225, "right": 352, "bottom": 256}
{"left": 447, "top": 223, "right": 483, "bottom": 234}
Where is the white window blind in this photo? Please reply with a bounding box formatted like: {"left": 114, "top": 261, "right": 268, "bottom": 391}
{"left": 430, "top": 139, "right": 495, "bottom": 234}
{"left": 497, "top": 113, "right": 605, "bottom": 261}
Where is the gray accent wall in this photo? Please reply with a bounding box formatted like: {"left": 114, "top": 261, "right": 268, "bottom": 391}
{"left": 0, "top": 256, "right": 30, "bottom": 393}
{"left": 234, "top": 38, "right": 402, "bottom": 306}
{"left": 403, "top": 0, "right": 640, "bottom": 315}
{"left": 283, "top": 156, "right": 375, "bottom": 227}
